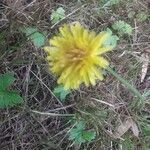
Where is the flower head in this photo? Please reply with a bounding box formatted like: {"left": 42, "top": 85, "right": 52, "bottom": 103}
{"left": 44, "top": 23, "right": 113, "bottom": 89}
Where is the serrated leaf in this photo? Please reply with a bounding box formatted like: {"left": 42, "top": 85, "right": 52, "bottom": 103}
{"left": 69, "top": 122, "right": 85, "bottom": 143}
{"left": 20, "top": 27, "right": 45, "bottom": 48}
{"left": 69, "top": 121, "right": 96, "bottom": 144}
{"left": 0, "top": 72, "right": 23, "bottom": 108}
{"left": 51, "top": 7, "right": 65, "bottom": 24}
{"left": 0, "top": 90, "right": 22, "bottom": 108}
{"left": 112, "top": 20, "right": 133, "bottom": 35}
{"left": 53, "top": 85, "right": 70, "bottom": 101}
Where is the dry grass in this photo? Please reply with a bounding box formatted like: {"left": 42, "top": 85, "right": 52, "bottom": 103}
{"left": 0, "top": 0, "right": 150, "bottom": 149}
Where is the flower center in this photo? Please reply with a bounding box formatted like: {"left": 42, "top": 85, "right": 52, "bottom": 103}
{"left": 66, "top": 49, "right": 86, "bottom": 61}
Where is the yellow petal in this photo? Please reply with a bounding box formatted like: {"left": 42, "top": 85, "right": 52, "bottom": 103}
{"left": 95, "top": 46, "right": 113, "bottom": 55}
{"left": 90, "top": 32, "right": 109, "bottom": 52}
{"left": 93, "top": 56, "right": 109, "bottom": 68}
{"left": 88, "top": 31, "right": 96, "bottom": 41}
{"left": 59, "top": 24, "right": 74, "bottom": 40}
{"left": 44, "top": 46, "right": 50, "bottom": 53}
{"left": 92, "top": 67, "right": 104, "bottom": 80}
{"left": 80, "top": 68, "right": 90, "bottom": 86}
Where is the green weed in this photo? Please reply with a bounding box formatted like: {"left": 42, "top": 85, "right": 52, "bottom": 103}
{"left": 0, "top": 72, "right": 23, "bottom": 108}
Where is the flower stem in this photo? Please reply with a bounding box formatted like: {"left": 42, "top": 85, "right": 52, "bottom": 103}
{"left": 106, "top": 66, "right": 144, "bottom": 101}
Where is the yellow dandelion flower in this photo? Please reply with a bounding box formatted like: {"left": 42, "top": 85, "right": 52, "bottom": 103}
{"left": 44, "top": 23, "right": 114, "bottom": 89}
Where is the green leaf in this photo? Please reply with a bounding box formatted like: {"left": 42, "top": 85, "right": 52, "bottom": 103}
{"left": 112, "top": 20, "right": 133, "bottom": 35}
{"left": 69, "top": 121, "right": 85, "bottom": 143}
{"left": 103, "top": 28, "right": 119, "bottom": 47}
{"left": 20, "top": 27, "right": 45, "bottom": 48}
{"left": 69, "top": 121, "right": 96, "bottom": 144}
{"left": 76, "top": 121, "right": 86, "bottom": 130}
{"left": 29, "top": 32, "right": 45, "bottom": 48}
{"left": 0, "top": 90, "right": 22, "bottom": 108}
{"left": 0, "top": 72, "right": 23, "bottom": 108}
{"left": 69, "top": 128, "right": 81, "bottom": 140}
{"left": 82, "top": 130, "right": 96, "bottom": 141}
{"left": 0, "top": 72, "right": 15, "bottom": 89}
{"left": 69, "top": 129, "right": 85, "bottom": 144}
{"left": 53, "top": 85, "right": 70, "bottom": 101}
{"left": 51, "top": 7, "right": 65, "bottom": 24}
{"left": 136, "top": 12, "right": 148, "bottom": 22}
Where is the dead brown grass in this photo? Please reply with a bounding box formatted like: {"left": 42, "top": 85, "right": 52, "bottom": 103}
{"left": 0, "top": 0, "right": 150, "bottom": 149}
